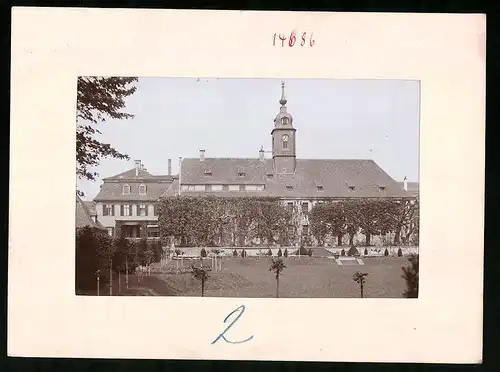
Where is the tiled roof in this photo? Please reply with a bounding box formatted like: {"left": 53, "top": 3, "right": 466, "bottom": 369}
{"left": 95, "top": 168, "right": 175, "bottom": 202}
{"left": 83, "top": 201, "right": 97, "bottom": 216}
{"left": 76, "top": 194, "right": 105, "bottom": 229}
{"left": 169, "top": 158, "right": 411, "bottom": 199}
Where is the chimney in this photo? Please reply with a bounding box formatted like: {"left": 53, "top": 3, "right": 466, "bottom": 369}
{"left": 403, "top": 176, "right": 408, "bottom": 191}
{"left": 168, "top": 159, "right": 172, "bottom": 175}
{"left": 134, "top": 160, "right": 141, "bottom": 176}
{"left": 259, "top": 147, "right": 265, "bottom": 161}
{"left": 199, "top": 149, "right": 205, "bottom": 162}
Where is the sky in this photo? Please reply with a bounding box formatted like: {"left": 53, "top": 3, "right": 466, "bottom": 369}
{"left": 77, "top": 77, "right": 420, "bottom": 200}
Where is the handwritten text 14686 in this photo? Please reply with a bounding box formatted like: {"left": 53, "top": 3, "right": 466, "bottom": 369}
{"left": 273, "top": 31, "right": 315, "bottom": 47}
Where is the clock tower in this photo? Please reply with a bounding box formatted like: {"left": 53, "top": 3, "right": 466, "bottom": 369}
{"left": 271, "top": 81, "right": 297, "bottom": 174}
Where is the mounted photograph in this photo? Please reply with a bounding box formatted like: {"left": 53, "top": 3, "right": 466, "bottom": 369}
{"left": 76, "top": 77, "right": 420, "bottom": 299}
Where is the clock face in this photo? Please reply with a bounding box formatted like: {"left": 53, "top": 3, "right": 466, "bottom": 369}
{"left": 282, "top": 134, "right": 289, "bottom": 141}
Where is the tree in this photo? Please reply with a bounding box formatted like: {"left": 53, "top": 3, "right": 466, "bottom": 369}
{"left": 269, "top": 258, "right": 287, "bottom": 298}
{"left": 402, "top": 254, "right": 419, "bottom": 298}
{"left": 353, "top": 272, "right": 368, "bottom": 298}
{"left": 76, "top": 77, "right": 138, "bottom": 191}
{"left": 241, "top": 249, "right": 247, "bottom": 258}
{"left": 283, "top": 249, "right": 288, "bottom": 258}
{"left": 384, "top": 248, "right": 389, "bottom": 257}
{"left": 277, "top": 248, "right": 283, "bottom": 257}
{"left": 267, "top": 248, "right": 273, "bottom": 256}
{"left": 201, "top": 248, "right": 208, "bottom": 257}
{"left": 307, "top": 248, "right": 313, "bottom": 257}
{"left": 76, "top": 226, "right": 109, "bottom": 292}
{"left": 310, "top": 202, "right": 346, "bottom": 246}
{"left": 233, "top": 249, "right": 238, "bottom": 257}
{"left": 191, "top": 265, "right": 210, "bottom": 297}
{"left": 397, "top": 247, "right": 403, "bottom": 257}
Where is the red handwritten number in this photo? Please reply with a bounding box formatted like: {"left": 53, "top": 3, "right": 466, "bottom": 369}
{"left": 279, "top": 34, "right": 287, "bottom": 47}
{"left": 289, "top": 31, "right": 296, "bottom": 47}
{"left": 301, "top": 32, "right": 307, "bottom": 46}
{"left": 310, "top": 33, "right": 315, "bottom": 47}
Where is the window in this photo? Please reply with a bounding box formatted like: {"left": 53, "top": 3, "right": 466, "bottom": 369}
{"left": 282, "top": 134, "right": 289, "bottom": 149}
{"left": 121, "top": 204, "right": 131, "bottom": 216}
{"left": 147, "top": 226, "right": 160, "bottom": 238}
{"left": 205, "top": 184, "right": 212, "bottom": 191}
{"left": 348, "top": 185, "right": 355, "bottom": 191}
{"left": 228, "top": 185, "right": 240, "bottom": 191}
{"left": 237, "top": 167, "right": 245, "bottom": 177}
{"left": 139, "top": 184, "right": 147, "bottom": 195}
{"left": 239, "top": 185, "right": 245, "bottom": 191}
{"left": 301, "top": 202, "right": 309, "bottom": 214}
{"left": 106, "top": 227, "right": 114, "bottom": 237}
{"left": 122, "top": 184, "right": 131, "bottom": 195}
{"left": 204, "top": 167, "right": 212, "bottom": 176}
{"left": 302, "top": 225, "right": 309, "bottom": 236}
{"left": 281, "top": 117, "right": 289, "bottom": 125}
{"left": 222, "top": 185, "right": 229, "bottom": 191}
{"left": 103, "top": 204, "right": 114, "bottom": 216}
{"left": 317, "top": 185, "right": 324, "bottom": 192}
{"left": 287, "top": 202, "right": 294, "bottom": 213}
{"left": 267, "top": 173, "right": 274, "bottom": 179}
{"left": 194, "top": 185, "right": 205, "bottom": 191}
{"left": 378, "top": 185, "right": 386, "bottom": 192}
{"left": 137, "top": 204, "right": 147, "bottom": 216}
{"left": 286, "top": 185, "right": 293, "bottom": 191}
{"left": 212, "top": 185, "right": 223, "bottom": 191}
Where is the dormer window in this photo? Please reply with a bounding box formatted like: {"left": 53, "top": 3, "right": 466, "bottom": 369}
{"left": 139, "top": 184, "right": 147, "bottom": 195}
{"left": 282, "top": 134, "right": 289, "bottom": 149}
{"left": 378, "top": 185, "right": 386, "bottom": 192}
{"left": 122, "top": 184, "right": 131, "bottom": 195}
{"left": 267, "top": 173, "right": 274, "bottom": 179}
{"left": 348, "top": 185, "right": 355, "bottom": 191}
{"left": 286, "top": 185, "right": 293, "bottom": 191}
{"left": 317, "top": 185, "right": 324, "bottom": 192}
{"left": 281, "top": 117, "right": 289, "bottom": 125}
{"left": 237, "top": 167, "right": 245, "bottom": 177}
{"left": 204, "top": 167, "right": 212, "bottom": 176}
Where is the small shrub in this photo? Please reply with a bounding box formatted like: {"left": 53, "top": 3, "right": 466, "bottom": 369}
{"left": 233, "top": 249, "right": 238, "bottom": 257}
{"left": 384, "top": 248, "right": 389, "bottom": 257}
{"left": 200, "top": 248, "right": 207, "bottom": 257}
{"left": 241, "top": 249, "right": 247, "bottom": 258}
{"left": 307, "top": 248, "right": 313, "bottom": 257}
{"left": 283, "top": 249, "right": 288, "bottom": 258}
{"left": 267, "top": 248, "right": 273, "bottom": 256}
{"left": 277, "top": 248, "right": 283, "bottom": 257}
{"left": 347, "top": 246, "right": 359, "bottom": 257}
{"left": 296, "top": 246, "right": 308, "bottom": 255}
{"left": 341, "top": 248, "right": 346, "bottom": 256}
{"left": 397, "top": 247, "right": 403, "bottom": 257}
{"left": 364, "top": 248, "right": 368, "bottom": 256}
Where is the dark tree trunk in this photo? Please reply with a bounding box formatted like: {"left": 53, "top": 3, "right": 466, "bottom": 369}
{"left": 337, "top": 234, "right": 342, "bottom": 246}
{"left": 201, "top": 280, "right": 205, "bottom": 297}
{"left": 349, "top": 233, "right": 354, "bottom": 246}
{"left": 394, "top": 226, "right": 402, "bottom": 245}
{"left": 276, "top": 275, "right": 279, "bottom": 298}
{"left": 365, "top": 233, "right": 371, "bottom": 246}
{"left": 360, "top": 283, "right": 364, "bottom": 298}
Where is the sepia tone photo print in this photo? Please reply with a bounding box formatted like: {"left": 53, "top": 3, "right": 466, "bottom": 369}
{"left": 76, "top": 77, "right": 420, "bottom": 299}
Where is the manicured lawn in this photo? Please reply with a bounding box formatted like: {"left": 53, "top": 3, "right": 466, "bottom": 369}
{"left": 154, "top": 256, "right": 412, "bottom": 298}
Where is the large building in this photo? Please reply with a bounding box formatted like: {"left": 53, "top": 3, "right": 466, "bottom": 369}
{"left": 91, "top": 82, "right": 416, "bottom": 246}
{"left": 159, "top": 82, "right": 413, "bottom": 246}
{"left": 93, "top": 160, "right": 175, "bottom": 239}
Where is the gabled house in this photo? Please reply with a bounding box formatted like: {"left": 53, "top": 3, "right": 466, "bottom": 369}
{"left": 93, "top": 160, "right": 175, "bottom": 239}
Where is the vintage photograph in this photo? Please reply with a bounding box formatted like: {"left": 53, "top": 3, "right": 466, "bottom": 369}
{"left": 76, "top": 77, "right": 420, "bottom": 298}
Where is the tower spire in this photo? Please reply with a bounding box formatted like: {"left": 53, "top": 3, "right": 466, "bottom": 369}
{"left": 279, "top": 81, "right": 287, "bottom": 106}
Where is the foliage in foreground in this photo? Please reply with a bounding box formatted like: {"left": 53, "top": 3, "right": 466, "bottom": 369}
{"left": 401, "top": 254, "right": 419, "bottom": 298}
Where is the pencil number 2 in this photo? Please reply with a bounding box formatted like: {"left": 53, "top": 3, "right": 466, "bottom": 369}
{"left": 273, "top": 31, "right": 315, "bottom": 48}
